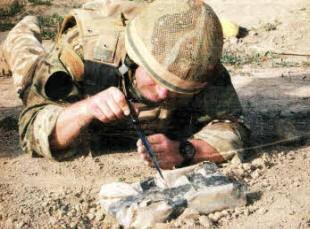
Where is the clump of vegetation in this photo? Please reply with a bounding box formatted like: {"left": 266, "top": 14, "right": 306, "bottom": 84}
{"left": 28, "top": 0, "right": 52, "bottom": 6}
{"left": 38, "top": 13, "right": 63, "bottom": 27}
{"left": 302, "top": 61, "right": 310, "bottom": 66}
{"left": 263, "top": 20, "right": 281, "bottom": 32}
{"left": 0, "top": 0, "right": 24, "bottom": 17}
{"left": 38, "top": 13, "right": 64, "bottom": 40}
{"left": 263, "top": 23, "right": 277, "bottom": 31}
{"left": 118, "top": 177, "right": 126, "bottom": 182}
{"left": 272, "top": 60, "right": 298, "bottom": 67}
{"left": 221, "top": 50, "right": 263, "bottom": 66}
{"left": 0, "top": 23, "right": 15, "bottom": 32}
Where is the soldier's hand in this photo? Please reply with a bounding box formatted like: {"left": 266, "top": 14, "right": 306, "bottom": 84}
{"left": 87, "top": 87, "right": 137, "bottom": 123}
{"left": 137, "top": 134, "right": 184, "bottom": 170}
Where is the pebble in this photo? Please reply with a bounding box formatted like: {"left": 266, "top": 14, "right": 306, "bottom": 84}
{"left": 17, "top": 221, "right": 26, "bottom": 228}
{"left": 89, "top": 207, "right": 96, "bottom": 214}
{"left": 208, "top": 211, "right": 222, "bottom": 222}
{"left": 251, "top": 170, "right": 261, "bottom": 179}
{"left": 221, "top": 210, "right": 229, "bottom": 217}
{"left": 252, "top": 158, "right": 265, "bottom": 169}
{"left": 7, "top": 217, "right": 17, "bottom": 223}
{"left": 261, "top": 180, "right": 269, "bottom": 187}
{"left": 199, "top": 215, "right": 213, "bottom": 227}
{"left": 95, "top": 212, "right": 105, "bottom": 221}
{"left": 49, "top": 216, "right": 57, "bottom": 224}
{"left": 69, "top": 222, "right": 77, "bottom": 228}
{"left": 234, "top": 207, "right": 242, "bottom": 216}
{"left": 234, "top": 168, "right": 246, "bottom": 178}
{"left": 242, "top": 163, "right": 253, "bottom": 172}
{"left": 244, "top": 208, "right": 250, "bottom": 216}
{"left": 87, "top": 213, "right": 95, "bottom": 221}
{"left": 249, "top": 30, "right": 258, "bottom": 36}
{"left": 248, "top": 205, "right": 259, "bottom": 213}
{"left": 154, "top": 223, "right": 169, "bottom": 229}
{"left": 257, "top": 207, "right": 268, "bottom": 215}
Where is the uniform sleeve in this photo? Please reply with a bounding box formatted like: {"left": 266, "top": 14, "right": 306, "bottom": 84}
{"left": 1, "top": 16, "right": 46, "bottom": 92}
{"left": 191, "top": 65, "right": 250, "bottom": 161}
{"left": 19, "top": 46, "right": 85, "bottom": 161}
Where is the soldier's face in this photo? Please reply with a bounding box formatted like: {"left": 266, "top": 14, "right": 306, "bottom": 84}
{"left": 134, "top": 66, "right": 178, "bottom": 102}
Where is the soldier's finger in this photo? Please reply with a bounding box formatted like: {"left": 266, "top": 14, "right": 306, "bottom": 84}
{"left": 106, "top": 98, "right": 123, "bottom": 119}
{"left": 136, "top": 139, "right": 142, "bottom": 148}
{"left": 110, "top": 88, "right": 130, "bottom": 116}
{"left": 140, "top": 152, "right": 151, "bottom": 161}
{"left": 147, "top": 134, "right": 164, "bottom": 144}
{"left": 137, "top": 144, "right": 145, "bottom": 154}
{"left": 91, "top": 104, "right": 109, "bottom": 123}
{"left": 98, "top": 101, "right": 117, "bottom": 121}
{"left": 149, "top": 144, "right": 165, "bottom": 153}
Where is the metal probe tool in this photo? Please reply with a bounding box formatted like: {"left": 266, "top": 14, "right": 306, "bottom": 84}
{"left": 125, "top": 97, "right": 166, "bottom": 182}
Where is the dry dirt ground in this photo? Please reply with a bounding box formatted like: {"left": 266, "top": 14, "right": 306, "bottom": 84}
{"left": 1, "top": 0, "right": 310, "bottom": 228}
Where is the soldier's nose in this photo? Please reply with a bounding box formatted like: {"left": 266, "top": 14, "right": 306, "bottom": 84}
{"left": 155, "top": 85, "right": 168, "bottom": 100}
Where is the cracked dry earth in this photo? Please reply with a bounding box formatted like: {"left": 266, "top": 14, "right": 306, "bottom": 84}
{"left": 1, "top": 0, "right": 310, "bottom": 228}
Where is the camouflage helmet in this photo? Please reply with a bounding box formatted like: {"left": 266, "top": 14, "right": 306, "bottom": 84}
{"left": 125, "top": 0, "right": 223, "bottom": 94}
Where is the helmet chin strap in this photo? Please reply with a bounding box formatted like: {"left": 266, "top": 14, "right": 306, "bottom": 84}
{"left": 118, "top": 55, "right": 136, "bottom": 96}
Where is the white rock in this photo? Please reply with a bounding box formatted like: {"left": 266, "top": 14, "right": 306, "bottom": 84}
{"left": 251, "top": 170, "right": 261, "bottom": 179}
{"left": 252, "top": 158, "right": 265, "bottom": 169}
{"left": 208, "top": 211, "right": 222, "bottom": 222}
{"left": 199, "top": 215, "right": 213, "bottom": 227}
{"left": 257, "top": 207, "right": 268, "bottom": 215}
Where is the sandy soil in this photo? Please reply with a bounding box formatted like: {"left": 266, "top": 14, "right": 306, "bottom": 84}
{"left": 1, "top": 0, "right": 310, "bottom": 228}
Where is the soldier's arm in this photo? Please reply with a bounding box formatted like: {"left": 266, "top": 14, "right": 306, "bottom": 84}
{"left": 50, "top": 87, "right": 132, "bottom": 150}
{"left": 190, "top": 65, "right": 250, "bottom": 163}
{"left": 138, "top": 66, "right": 249, "bottom": 169}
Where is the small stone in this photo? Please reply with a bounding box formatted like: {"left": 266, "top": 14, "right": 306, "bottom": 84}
{"left": 261, "top": 180, "right": 269, "bottom": 187}
{"left": 251, "top": 170, "right": 261, "bottom": 179}
{"left": 234, "top": 207, "right": 242, "bottom": 216}
{"left": 257, "top": 207, "right": 268, "bottom": 215}
{"left": 95, "top": 212, "right": 105, "bottom": 221}
{"left": 89, "top": 207, "right": 96, "bottom": 214}
{"left": 242, "top": 163, "right": 253, "bottom": 172}
{"left": 82, "top": 202, "right": 89, "bottom": 211}
{"left": 289, "top": 210, "right": 295, "bottom": 215}
{"left": 249, "top": 30, "right": 258, "bottom": 36}
{"left": 87, "top": 213, "right": 95, "bottom": 220}
{"left": 17, "top": 221, "right": 26, "bottom": 228}
{"left": 7, "top": 217, "right": 17, "bottom": 223}
{"left": 154, "top": 223, "right": 169, "bottom": 229}
{"left": 199, "top": 215, "right": 213, "bottom": 227}
{"left": 208, "top": 211, "right": 222, "bottom": 222}
{"left": 231, "top": 154, "right": 243, "bottom": 165}
{"left": 248, "top": 205, "right": 258, "bottom": 213}
{"left": 178, "top": 208, "right": 199, "bottom": 219}
{"left": 251, "top": 158, "right": 265, "bottom": 169}
{"left": 49, "top": 216, "right": 57, "bottom": 224}
{"left": 69, "top": 222, "right": 77, "bottom": 228}
{"left": 234, "top": 168, "right": 246, "bottom": 178}
{"left": 94, "top": 158, "right": 100, "bottom": 163}
{"left": 221, "top": 210, "right": 229, "bottom": 217}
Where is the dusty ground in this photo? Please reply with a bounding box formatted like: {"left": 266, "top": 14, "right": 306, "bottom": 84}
{"left": 1, "top": 0, "right": 310, "bottom": 228}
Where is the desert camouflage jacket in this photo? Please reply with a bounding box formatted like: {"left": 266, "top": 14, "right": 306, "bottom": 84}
{"left": 2, "top": 0, "right": 250, "bottom": 161}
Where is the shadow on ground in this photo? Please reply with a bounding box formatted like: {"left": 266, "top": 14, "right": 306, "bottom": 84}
{"left": 235, "top": 71, "right": 310, "bottom": 161}
{"left": 0, "top": 106, "right": 23, "bottom": 158}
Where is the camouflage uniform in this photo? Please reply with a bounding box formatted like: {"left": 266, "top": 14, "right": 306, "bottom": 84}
{"left": 2, "top": 0, "right": 250, "bottom": 161}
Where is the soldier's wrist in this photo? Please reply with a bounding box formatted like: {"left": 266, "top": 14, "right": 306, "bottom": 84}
{"left": 179, "top": 140, "right": 196, "bottom": 166}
